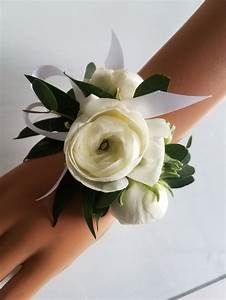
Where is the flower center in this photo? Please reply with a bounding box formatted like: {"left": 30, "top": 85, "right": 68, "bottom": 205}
{"left": 98, "top": 139, "right": 110, "bottom": 152}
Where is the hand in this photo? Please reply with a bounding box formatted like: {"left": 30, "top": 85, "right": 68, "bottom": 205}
{"left": 0, "top": 153, "right": 115, "bottom": 300}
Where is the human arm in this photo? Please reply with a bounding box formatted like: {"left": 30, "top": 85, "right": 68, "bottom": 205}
{"left": 138, "top": 0, "right": 226, "bottom": 141}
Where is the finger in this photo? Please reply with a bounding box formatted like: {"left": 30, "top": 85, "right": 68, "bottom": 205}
{"left": 0, "top": 222, "right": 41, "bottom": 281}
{"left": 0, "top": 250, "right": 62, "bottom": 300}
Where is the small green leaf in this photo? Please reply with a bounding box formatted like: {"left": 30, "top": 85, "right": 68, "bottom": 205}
{"left": 24, "top": 137, "right": 64, "bottom": 160}
{"left": 67, "top": 88, "right": 76, "bottom": 99}
{"left": 186, "top": 136, "right": 193, "bottom": 148}
{"left": 25, "top": 75, "right": 79, "bottom": 119}
{"left": 93, "top": 206, "right": 109, "bottom": 231}
{"left": 65, "top": 73, "right": 113, "bottom": 98}
{"left": 142, "top": 182, "right": 161, "bottom": 201}
{"left": 134, "top": 74, "right": 170, "bottom": 98}
{"left": 82, "top": 188, "right": 97, "bottom": 239}
{"left": 84, "top": 62, "right": 96, "bottom": 80}
{"left": 178, "top": 164, "right": 195, "bottom": 178}
{"left": 52, "top": 171, "right": 81, "bottom": 226}
{"left": 32, "top": 79, "right": 58, "bottom": 111}
{"left": 161, "top": 172, "right": 180, "bottom": 179}
{"left": 14, "top": 117, "right": 69, "bottom": 139}
{"left": 165, "top": 144, "right": 189, "bottom": 162}
{"left": 165, "top": 176, "right": 195, "bottom": 188}
{"left": 118, "top": 189, "right": 126, "bottom": 206}
{"left": 182, "top": 153, "right": 191, "bottom": 164}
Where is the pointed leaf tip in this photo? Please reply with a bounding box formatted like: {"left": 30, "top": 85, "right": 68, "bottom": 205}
{"left": 186, "top": 136, "right": 193, "bottom": 148}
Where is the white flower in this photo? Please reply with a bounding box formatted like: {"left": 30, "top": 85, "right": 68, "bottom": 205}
{"left": 64, "top": 94, "right": 171, "bottom": 194}
{"left": 89, "top": 68, "right": 143, "bottom": 100}
{"left": 110, "top": 181, "right": 169, "bottom": 224}
{"left": 64, "top": 95, "right": 149, "bottom": 192}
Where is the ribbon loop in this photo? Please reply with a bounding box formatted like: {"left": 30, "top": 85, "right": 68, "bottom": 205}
{"left": 23, "top": 102, "right": 67, "bottom": 141}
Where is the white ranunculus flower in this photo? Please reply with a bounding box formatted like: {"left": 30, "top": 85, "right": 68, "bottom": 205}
{"left": 110, "top": 181, "right": 169, "bottom": 224}
{"left": 64, "top": 95, "right": 149, "bottom": 192}
{"left": 88, "top": 68, "right": 143, "bottom": 100}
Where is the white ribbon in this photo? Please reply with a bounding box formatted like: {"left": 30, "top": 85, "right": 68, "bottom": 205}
{"left": 36, "top": 166, "right": 68, "bottom": 201}
{"left": 23, "top": 102, "right": 67, "bottom": 141}
{"left": 105, "top": 29, "right": 124, "bottom": 69}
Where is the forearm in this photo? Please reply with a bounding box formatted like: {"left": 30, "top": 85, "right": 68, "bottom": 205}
{"left": 138, "top": 0, "right": 226, "bottom": 141}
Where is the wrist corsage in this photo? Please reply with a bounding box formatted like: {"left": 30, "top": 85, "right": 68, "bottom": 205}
{"left": 15, "top": 31, "right": 210, "bottom": 238}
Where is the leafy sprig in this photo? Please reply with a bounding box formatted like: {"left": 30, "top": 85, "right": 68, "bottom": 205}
{"left": 161, "top": 137, "right": 195, "bottom": 189}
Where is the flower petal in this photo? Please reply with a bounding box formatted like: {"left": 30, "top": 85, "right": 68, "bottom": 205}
{"left": 80, "top": 94, "right": 126, "bottom": 117}
{"left": 145, "top": 118, "right": 171, "bottom": 138}
{"left": 66, "top": 164, "right": 129, "bottom": 192}
{"left": 110, "top": 181, "right": 168, "bottom": 224}
{"left": 127, "top": 137, "right": 165, "bottom": 186}
{"left": 111, "top": 70, "right": 143, "bottom": 100}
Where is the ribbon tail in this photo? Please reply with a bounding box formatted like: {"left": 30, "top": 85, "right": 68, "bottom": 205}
{"left": 35, "top": 166, "right": 68, "bottom": 201}
{"left": 105, "top": 29, "right": 124, "bottom": 70}
{"left": 125, "top": 91, "right": 212, "bottom": 119}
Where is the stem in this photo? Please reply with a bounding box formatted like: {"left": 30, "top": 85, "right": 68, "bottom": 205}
{"left": 23, "top": 109, "right": 50, "bottom": 114}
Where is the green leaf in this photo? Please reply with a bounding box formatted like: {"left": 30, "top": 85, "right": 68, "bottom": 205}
{"left": 82, "top": 189, "right": 97, "bottom": 239}
{"left": 186, "top": 136, "right": 193, "bottom": 148}
{"left": 134, "top": 74, "right": 170, "bottom": 98}
{"left": 165, "top": 144, "right": 189, "bottom": 162}
{"left": 162, "top": 164, "right": 195, "bottom": 180}
{"left": 65, "top": 73, "right": 113, "bottom": 98}
{"left": 25, "top": 75, "right": 79, "bottom": 119}
{"left": 14, "top": 117, "right": 69, "bottom": 139}
{"left": 178, "top": 164, "right": 195, "bottom": 178}
{"left": 95, "top": 190, "right": 122, "bottom": 209}
{"left": 93, "top": 206, "right": 109, "bottom": 231}
{"left": 67, "top": 88, "right": 76, "bottom": 99}
{"left": 32, "top": 79, "right": 58, "bottom": 111}
{"left": 84, "top": 62, "right": 96, "bottom": 80}
{"left": 24, "top": 137, "right": 64, "bottom": 160}
{"left": 165, "top": 176, "right": 195, "bottom": 188}
{"left": 52, "top": 171, "right": 81, "bottom": 226}
{"left": 182, "top": 152, "right": 191, "bottom": 164}
{"left": 161, "top": 172, "right": 180, "bottom": 179}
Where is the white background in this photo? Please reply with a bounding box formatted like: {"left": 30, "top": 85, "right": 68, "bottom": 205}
{"left": 1, "top": 0, "right": 226, "bottom": 299}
